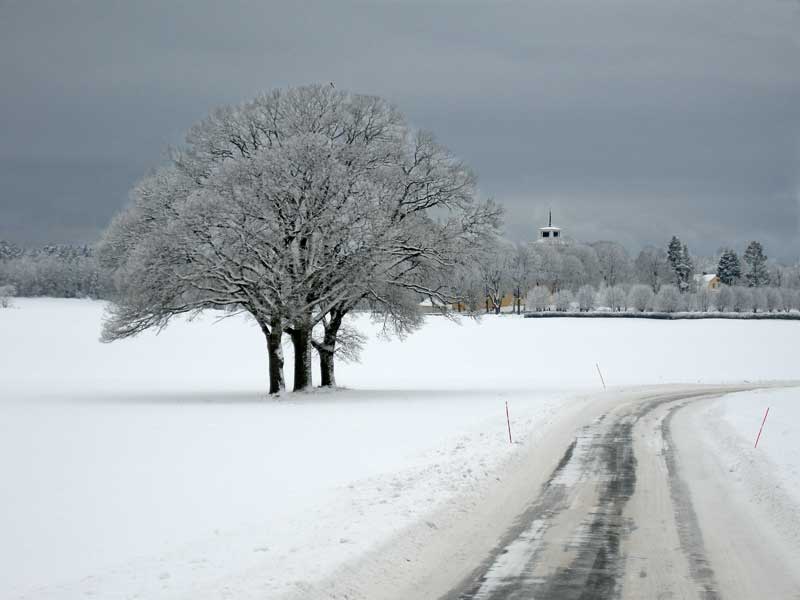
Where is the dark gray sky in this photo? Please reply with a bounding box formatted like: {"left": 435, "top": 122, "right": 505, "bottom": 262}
{"left": 1, "top": 0, "right": 799, "bottom": 259}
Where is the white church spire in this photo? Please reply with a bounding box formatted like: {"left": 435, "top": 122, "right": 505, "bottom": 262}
{"left": 538, "top": 210, "right": 562, "bottom": 242}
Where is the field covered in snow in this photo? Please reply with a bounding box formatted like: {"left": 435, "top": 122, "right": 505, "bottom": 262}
{"left": 1, "top": 298, "right": 799, "bottom": 599}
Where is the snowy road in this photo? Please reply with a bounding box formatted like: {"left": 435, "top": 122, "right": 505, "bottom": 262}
{"left": 443, "top": 387, "right": 800, "bottom": 600}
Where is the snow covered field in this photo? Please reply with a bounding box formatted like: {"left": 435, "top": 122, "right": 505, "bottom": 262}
{"left": 1, "top": 298, "right": 799, "bottom": 599}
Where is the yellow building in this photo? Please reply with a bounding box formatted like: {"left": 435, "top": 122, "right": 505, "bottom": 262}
{"left": 694, "top": 273, "right": 721, "bottom": 290}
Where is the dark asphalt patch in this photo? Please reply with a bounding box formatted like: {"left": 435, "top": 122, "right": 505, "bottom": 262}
{"left": 532, "top": 419, "right": 637, "bottom": 600}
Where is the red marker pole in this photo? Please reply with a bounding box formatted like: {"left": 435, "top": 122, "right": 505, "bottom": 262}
{"left": 754, "top": 407, "right": 770, "bottom": 449}
{"left": 596, "top": 363, "right": 607, "bottom": 390}
{"left": 505, "top": 401, "right": 513, "bottom": 444}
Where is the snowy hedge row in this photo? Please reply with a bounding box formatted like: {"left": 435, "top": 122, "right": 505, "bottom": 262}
{"left": 524, "top": 283, "right": 800, "bottom": 316}
{"left": 523, "top": 311, "right": 800, "bottom": 320}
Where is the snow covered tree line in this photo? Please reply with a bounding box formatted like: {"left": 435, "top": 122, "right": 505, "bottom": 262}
{"left": 3, "top": 207, "right": 798, "bottom": 323}
{"left": 0, "top": 241, "right": 111, "bottom": 300}
{"left": 98, "top": 84, "right": 500, "bottom": 394}
{"left": 5, "top": 226, "right": 792, "bottom": 322}
{"left": 460, "top": 234, "right": 800, "bottom": 315}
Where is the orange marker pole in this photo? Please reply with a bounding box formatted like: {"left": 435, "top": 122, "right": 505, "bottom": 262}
{"left": 754, "top": 407, "right": 770, "bottom": 449}
{"left": 505, "top": 401, "right": 513, "bottom": 444}
{"left": 596, "top": 363, "right": 607, "bottom": 390}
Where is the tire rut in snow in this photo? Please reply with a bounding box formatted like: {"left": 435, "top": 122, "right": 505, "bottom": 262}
{"left": 449, "top": 435, "right": 585, "bottom": 600}
{"left": 662, "top": 403, "right": 721, "bottom": 600}
{"left": 446, "top": 439, "right": 580, "bottom": 600}
{"left": 532, "top": 417, "right": 637, "bottom": 600}
{"left": 452, "top": 414, "right": 636, "bottom": 600}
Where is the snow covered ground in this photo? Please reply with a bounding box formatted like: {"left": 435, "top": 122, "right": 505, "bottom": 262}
{"left": 666, "top": 386, "right": 800, "bottom": 598}
{"left": 1, "top": 298, "right": 799, "bottom": 599}
{"left": 694, "top": 387, "right": 800, "bottom": 545}
{"left": 717, "top": 388, "right": 800, "bottom": 498}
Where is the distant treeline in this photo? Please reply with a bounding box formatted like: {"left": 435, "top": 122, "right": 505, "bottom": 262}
{"left": 0, "top": 240, "right": 111, "bottom": 299}
{"left": 525, "top": 310, "right": 800, "bottom": 320}
{"left": 2, "top": 235, "right": 800, "bottom": 313}
{"left": 462, "top": 234, "right": 800, "bottom": 315}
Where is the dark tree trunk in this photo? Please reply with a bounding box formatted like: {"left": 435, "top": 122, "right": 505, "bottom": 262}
{"left": 316, "top": 310, "right": 344, "bottom": 388}
{"left": 289, "top": 324, "right": 313, "bottom": 391}
{"left": 319, "top": 349, "right": 335, "bottom": 388}
{"left": 259, "top": 318, "right": 285, "bottom": 395}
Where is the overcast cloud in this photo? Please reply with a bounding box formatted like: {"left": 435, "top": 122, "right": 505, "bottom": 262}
{"left": 1, "top": 0, "right": 798, "bottom": 259}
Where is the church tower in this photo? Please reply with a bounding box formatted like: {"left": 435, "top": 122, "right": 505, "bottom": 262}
{"left": 538, "top": 211, "right": 562, "bottom": 242}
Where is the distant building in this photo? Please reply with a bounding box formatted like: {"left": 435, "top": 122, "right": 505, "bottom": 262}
{"left": 418, "top": 296, "right": 468, "bottom": 314}
{"left": 538, "top": 211, "right": 563, "bottom": 242}
{"left": 694, "top": 273, "right": 721, "bottom": 290}
{"left": 420, "top": 211, "right": 567, "bottom": 314}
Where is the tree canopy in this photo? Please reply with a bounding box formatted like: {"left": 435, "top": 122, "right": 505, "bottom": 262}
{"left": 99, "top": 84, "right": 500, "bottom": 394}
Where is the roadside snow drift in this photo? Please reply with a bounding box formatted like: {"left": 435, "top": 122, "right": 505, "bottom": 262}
{"left": 1, "top": 299, "right": 798, "bottom": 599}
{"left": 703, "top": 387, "right": 800, "bottom": 515}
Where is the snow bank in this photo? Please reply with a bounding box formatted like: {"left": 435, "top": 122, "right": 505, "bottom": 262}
{"left": 1, "top": 299, "right": 799, "bottom": 599}
{"left": 715, "top": 387, "right": 800, "bottom": 503}
{"left": 690, "top": 387, "right": 800, "bottom": 561}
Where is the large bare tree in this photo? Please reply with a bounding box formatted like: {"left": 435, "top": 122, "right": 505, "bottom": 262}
{"left": 100, "top": 85, "right": 499, "bottom": 394}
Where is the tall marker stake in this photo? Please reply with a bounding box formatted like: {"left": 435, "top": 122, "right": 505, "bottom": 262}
{"left": 754, "top": 406, "right": 770, "bottom": 449}
{"left": 505, "top": 401, "right": 513, "bottom": 444}
{"left": 596, "top": 363, "right": 607, "bottom": 390}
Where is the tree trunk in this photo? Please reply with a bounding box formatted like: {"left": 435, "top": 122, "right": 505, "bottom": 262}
{"left": 289, "top": 324, "right": 313, "bottom": 391}
{"left": 316, "top": 310, "right": 344, "bottom": 388}
{"left": 319, "top": 348, "right": 335, "bottom": 388}
{"left": 259, "top": 318, "right": 285, "bottom": 395}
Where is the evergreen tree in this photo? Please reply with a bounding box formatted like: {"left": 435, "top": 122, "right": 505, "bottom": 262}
{"left": 678, "top": 244, "right": 693, "bottom": 292}
{"left": 743, "top": 241, "right": 770, "bottom": 287}
{"left": 667, "top": 236, "right": 683, "bottom": 279}
{"left": 716, "top": 249, "right": 741, "bottom": 285}
{"left": 667, "top": 236, "right": 692, "bottom": 292}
